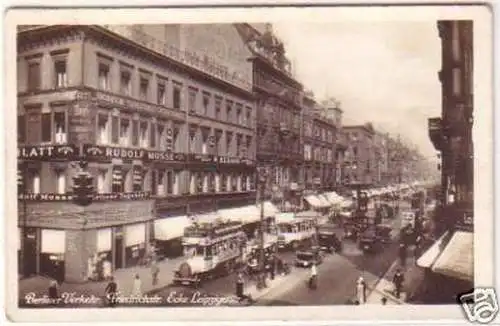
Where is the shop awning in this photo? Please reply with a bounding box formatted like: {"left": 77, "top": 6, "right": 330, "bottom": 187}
{"left": 305, "top": 195, "right": 330, "bottom": 208}
{"left": 323, "top": 192, "right": 343, "bottom": 205}
{"left": 191, "top": 212, "right": 221, "bottom": 224}
{"left": 155, "top": 216, "right": 192, "bottom": 241}
{"left": 275, "top": 212, "right": 295, "bottom": 223}
{"left": 317, "top": 195, "right": 332, "bottom": 208}
{"left": 259, "top": 201, "right": 279, "bottom": 217}
{"left": 218, "top": 205, "right": 261, "bottom": 224}
{"left": 295, "top": 210, "right": 322, "bottom": 219}
{"left": 341, "top": 199, "right": 354, "bottom": 208}
{"left": 432, "top": 231, "right": 474, "bottom": 283}
{"left": 416, "top": 231, "right": 450, "bottom": 268}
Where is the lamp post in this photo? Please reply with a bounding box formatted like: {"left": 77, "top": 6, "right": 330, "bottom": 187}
{"left": 257, "top": 167, "right": 268, "bottom": 289}
{"left": 72, "top": 159, "right": 94, "bottom": 281}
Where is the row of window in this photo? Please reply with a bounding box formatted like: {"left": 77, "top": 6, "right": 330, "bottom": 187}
{"left": 17, "top": 109, "right": 254, "bottom": 157}
{"left": 303, "top": 121, "right": 335, "bottom": 143}
{"left": 19, "top": 168, "right": 256, "bottom": 195}
{"left": 303, "top": 144, "right": 334, "bottom": 163}
{"left": 96, "top": 54, "right": 253, "bottom": 127}
{"left": 22, "top": 50, "right": 254, "bottom": 128}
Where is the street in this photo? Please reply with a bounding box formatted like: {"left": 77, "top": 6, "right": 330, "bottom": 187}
{"left": 152, "top": 202, "right": 409, "bottom": 306}
{"left": 256, "top": 203, "right": 408, "bottom": 306}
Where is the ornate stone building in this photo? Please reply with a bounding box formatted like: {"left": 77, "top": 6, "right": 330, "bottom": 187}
{"left": 429, "top": 20, "right": 473, "bottom": 230}
{"left": 235, "top": 23, "right": 304, "bottom": 209}
{"left": 17, "top": 25, "right": 260, "bottom": 282}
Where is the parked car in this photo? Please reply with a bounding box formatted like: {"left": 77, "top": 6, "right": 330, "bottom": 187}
{"left": 317, "top": 224, "right": 343, "bottom": 253}
{"left": 295, "top": 248, "right": 323, "bottom": 268}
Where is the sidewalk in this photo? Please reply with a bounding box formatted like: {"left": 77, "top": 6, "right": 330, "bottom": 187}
{"left": 19, "top": 256, "right": 185, "bottom": 301}
{"left": 365, "top": 252, "right": 425, "bottom": 305}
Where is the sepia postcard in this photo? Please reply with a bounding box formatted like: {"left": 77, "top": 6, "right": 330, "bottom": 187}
{"left": 3, "top": 4, "right": 495, "bottom": 324}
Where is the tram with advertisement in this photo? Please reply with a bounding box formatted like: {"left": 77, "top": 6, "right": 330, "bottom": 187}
{"left": 276, "top": 214, "right": 316, "bottom": 250}
{"left": 173, "top": 220, "right": 247, "bottom": 287}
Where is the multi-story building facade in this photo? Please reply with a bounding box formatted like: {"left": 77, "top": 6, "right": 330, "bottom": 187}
{"left": 429, "top": 20, "right": 473, "bottom": 229}
{"left": 302, "top": 94, "right": 340, "bottom": 192}
{"left": 235, "top": 24, "right": 304, "bottom": 207}
{"left": 17, "top": 24, "right": 259, "bottom": 282}
{"left": 342, "top": 123, "right": 376, "bottom": 185}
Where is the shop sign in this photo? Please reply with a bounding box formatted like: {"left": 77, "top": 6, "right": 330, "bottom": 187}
{"left": 190, "top": 154, "right": 216, "bottom": 163}
{"left": 18, "top": 145, "right": 77, "bottom": 160}
{"left": 93, "top": 192, "right": 151, "bottom": 201}
{"left": 18, "top": 193, "right": 73, "bottom": 201}
{"left": 94, "top": 91, "right": 184, "bottom": 121}
{"left": 218, "top": 156, "right": 255, "bottom": 165}
{"left": 146, "top": 151, "right": 186, "bottom": 162}
{"left": 84, "top": 145, "right": 145, "bottom": 160}
{"left": 84, "top": 145, "right": 187, "bottom": 163}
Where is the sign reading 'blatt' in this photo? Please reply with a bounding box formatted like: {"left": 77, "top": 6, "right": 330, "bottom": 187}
{"left": 18, "top": 145, "right": 78, "bottom": 160}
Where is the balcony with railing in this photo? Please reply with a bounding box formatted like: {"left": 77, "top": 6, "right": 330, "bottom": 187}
{"left": 102, "top": 25, "right": 252, "bottom": 92}
{"left": 428, "top": 117, "right": 444, "bottom": 151}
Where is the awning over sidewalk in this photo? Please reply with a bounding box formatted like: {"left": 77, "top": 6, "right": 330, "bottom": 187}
{"left": 305, "top": 195, "right": 330, "bottom": 209}
{"left": 259, "top": 201, "right": 279, "bottom": 218}
{"left": 416, "top": 231, "right": 450, "bottom": 268}
{"left": 431, "top": 231, "right": 474, "bottom": 283}
{"left": 323, "top": 192, "right": 344, "bottom": 205}
{"left": 154, "top": 216, "right": 192, "bottom": 241}
{"left": 191, "top": 212, "right": 220, "bottom": 224}
{"left": 218, "top": 205, "right": 261, "bottom": 224}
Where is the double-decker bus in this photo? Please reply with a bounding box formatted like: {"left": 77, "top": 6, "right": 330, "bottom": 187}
{"left": 275, "top": 214, "right": 316, "bottom": 250}
{"left": 173, "top": 220, "right": 246, "bottom": 287}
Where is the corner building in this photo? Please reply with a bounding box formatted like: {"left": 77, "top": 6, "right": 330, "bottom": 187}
{"left": 17, "top": 25, "right": 257, "bottom": 282}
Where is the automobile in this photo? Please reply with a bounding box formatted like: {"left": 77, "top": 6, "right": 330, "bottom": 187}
{"left": 295, "top": 248, "right": 323, "bottom": 268}
{"left": 343, "top": 222, "right": 359, "bottom": 240}
{"left": 358, "top": 227, "right": 381, "bottom": 253}
{"left": 317, "top": 224, "right": 343, "bottom": 253}
{"left": 375, "top": 224, "right": 392, "bottom": 243}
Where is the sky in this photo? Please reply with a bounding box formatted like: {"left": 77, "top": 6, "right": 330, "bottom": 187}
{"left": 272, "top": 22, "right": 442, "bottom": 161}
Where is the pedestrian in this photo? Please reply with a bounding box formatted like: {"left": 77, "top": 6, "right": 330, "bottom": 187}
{"left": 399, "top": 243, "right": 407, "bottom": 266}
{"left": 414, "top": 235, "right": 422, "bottom": 260}
{"left": 151, "top": 260, "right": 160, "bottom": 286}
{"left": 269, "top": 254, "right": 276, "bottom": 280}
{"left": 235, "top": 273, "right": 252, "bottom": 303}
{"left": 381, "top": 297, "right": 387, "bottom": 305}
{"left": 309, "top": 263, "right": 318, "bottom": 289}
{"left": 132, "top": 274, "right": 142, "bottom": 297}
{"left": 104, "top": 276, "right": 118, "bottom": 307}
{"left": 393, "top": 269, "right": 405, "bottom": 299}
{"left": 48, "top": 279, "right": 59, "bottom": 305}
{"left": 356, "top": 276, "right": 367, "bottom": 304}
{"left": 103, "top": 259, "right": 112, "bottom": 280}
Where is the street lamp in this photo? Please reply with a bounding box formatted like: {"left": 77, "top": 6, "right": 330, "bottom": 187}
{"left": 257, "top": 167, "right": 268, "bottom": 289}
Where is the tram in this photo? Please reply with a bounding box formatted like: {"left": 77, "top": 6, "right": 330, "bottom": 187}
{"left": 173, "top": 220, "right": 246, "bottom": 287}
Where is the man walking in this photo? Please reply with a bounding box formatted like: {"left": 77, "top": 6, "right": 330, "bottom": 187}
{"left": 151, "top": 260, "right": 160, "bottom": 286}
{"left": 393, "top": 269, "right": 405, "bottom": 299}
{"left": 399, "top": 243, "right": 407, "bottom": 266}
{"left": 104, "top": 276, "right": 118, "bottom": 307}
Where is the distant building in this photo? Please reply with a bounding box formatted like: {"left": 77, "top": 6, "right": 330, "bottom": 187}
{"left": 343, "top": 123, "right": 376, "bottom": 185}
